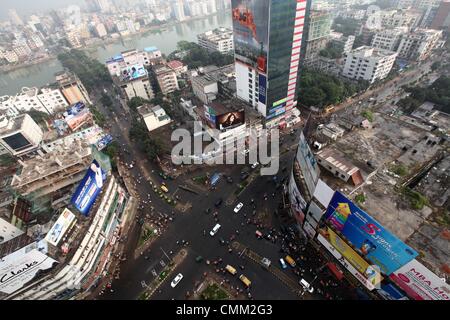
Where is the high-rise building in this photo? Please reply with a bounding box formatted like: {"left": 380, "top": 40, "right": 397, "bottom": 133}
{"left": 8, "top": 9, "right": 23, "bottom": 26}
{"left": 0, "top": 114, "right": 43, "bottom": 157}
{"left": 232, "top": 0, "right": 310, "bottom": 127}
{"left": 396, "top": 28, "right": 442, "bottom": 61}
{"left": 430, "top": 0, "right": 450, "bottom": 30}
{"left": 172, "top": 0, "right": 187, "bottom": 21}
{"left": 303, "top": 10, "right": 332, "bottom": 63}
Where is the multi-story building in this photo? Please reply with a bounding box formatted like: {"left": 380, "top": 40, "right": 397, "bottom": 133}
{"left": 342, "top": 46, "right": 397, "bottom": 84}
{"left": 106, "top": 48, "right": 163, "bottom": 76}
{"left": 8, "top": 9, "right": 23, "bottom": 26}
{"left": 55, "top": 71, "right": 92, "bottom": 105}
{"left": 115, "top": 64, "right": 154, "bottom": 101}
{"left": 396, "top": 28, "right": 442, "bottom": 61}
{"left": 154, "top": 64, "right": 180, "bottom": 95}
{"left": 380, "top": 9, "right": 421, "bottom": 30}
{"left": 94, "top": 23, "right": 108, "bottom": 38}
{"left": 0, "top": 114, "right": 43, "bottom": 157}
{"left": 371, "top": 27, "right": 406, "bottom": 52}
{"left": 430, "top": 0, "right": 450, "bottom": 30}
{"left": 0, "top": 87, "right": 68, "bottom": 115}
{"left": 0, "top": 49, "right": 19, "bottom": 64}
{"left": 303, "top": 10, "right": 332, "bottom": 63}
{"left": 10, "top": 140, "right": 93, "bottom": 206}
{"left": 329, "top": 32, "right": 355, "bottom": 54}
{"left": 232, "top": 0, "right": 310, "bottom": 127}
{"left": 66, "top": 30, "right": 83, "bottom": 48}
{"left": 137, "top": 104, "right": 172, "bottom": 132}
{"left": 197, "top": 27, "right": 234, "bottom": 54}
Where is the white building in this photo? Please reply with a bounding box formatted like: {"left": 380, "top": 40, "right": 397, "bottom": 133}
{"left": 380, "top": 9, "right": 421, "bottom": 30}
{"left": 94, "top": 23, "right": 108, "bottom": 38}
{"left": 197, "top": 27, "right": 234, "bottom": 54}
{"left": 342, "top": 46, "right": 397, "bottom": 84}
{"left": 106, "top": 48, "right": 163, "bottom": 76}
{"left": 396, "top": 28, "right": 442, "bottom": 61}
{"left": 192, "top": 74, "right": 219, "bottom": 104}
{"left": 138, "top": 104, "right": 172, "bottom": 132}
{"left": 0, "top": 114, "right": 43, "bottom": 157}
{"left": 116, "top": 64, "right": 154, "bottom": 101}
{"left": 154, "top": 64, "right": 179, "bottom": 95}
{"left": 0, "top": 49, "right": 19, "bottom": 64}
{"left": 371, "top": 27, "right": 406, "bottom": 51}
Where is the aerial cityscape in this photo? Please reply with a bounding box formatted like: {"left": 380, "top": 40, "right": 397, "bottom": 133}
{"left": 0, "top": 0, "right": 449, "bottom": 306}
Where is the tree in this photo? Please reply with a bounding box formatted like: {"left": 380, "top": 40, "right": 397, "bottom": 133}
{"left": 100, "top": 93, "right": 113, "bottom": 108}
{"left": 431, "top": 61, "right": 441, "bottom": 71}
{"left": 27, "top": 108, "right": 50, "bottom": 125}
{"left": 128, "top": 97, "right": 151, "bottom": 111}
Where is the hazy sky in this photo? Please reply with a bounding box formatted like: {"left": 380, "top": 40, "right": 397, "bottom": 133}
{"left": 0, "top": 0, "right": 81, "bottom": 21}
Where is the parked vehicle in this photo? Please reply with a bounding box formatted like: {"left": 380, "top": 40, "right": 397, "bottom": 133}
{"left": 234, "top": 202, "right": 244, "bottom": 213}
{"left": 210, "top": 224, "right": 221, "bottom": 236}
{"left": 171, "top": 273, "right": 183, "bottom": 288}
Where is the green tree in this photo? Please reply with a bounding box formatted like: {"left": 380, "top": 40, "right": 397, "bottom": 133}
{"left": 27, "top": 108, "right": 50, "bottom": 125}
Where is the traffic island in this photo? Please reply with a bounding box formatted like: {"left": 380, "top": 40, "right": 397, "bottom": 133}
{"left": 199, "top": 282, "right": 230, "bottom": 300}
{"left": 138, "top": 249, "right": 187, "bottom": 300}
{"left": 133, "top": 223, "right": 160, "bottom": 259}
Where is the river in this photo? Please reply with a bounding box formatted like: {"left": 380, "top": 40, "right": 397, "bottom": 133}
{"left": 0, "top": 12, "right": 232, "bottom": 96}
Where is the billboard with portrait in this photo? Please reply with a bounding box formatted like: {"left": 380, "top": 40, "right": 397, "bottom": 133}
{"left": 295, "top": 132, "right": 320, "bottom": 196}
{"left": 390, "top": 259, "right": 450, "bottom": 300}
{"left": 44, "top": 208, "right": 77, "bottom": 247}
{"left": 288, "top": 171, "right": 306, "bottom": 225}
{"left": 258, "top": 74, "right": 267, "bottom": 105}
{"left": 70, "top": 160, "right": 107, "bottom": 216}
{"left": 96, "top": 134, "right": 113, "bottom": 151}
{"left": 215, "top": 111, "right": 245, "bottom": 130}
{"left": 324, "top": 191, "right": 418, "bottom": 275}
{"left": 65, "top": 108, "right": 92, "bottom": 131}
{"left": 120, "top": 64, "right": 147, "bottom": 81}
{"left": 232, "top": 0, "right": 269, "bottom": 72}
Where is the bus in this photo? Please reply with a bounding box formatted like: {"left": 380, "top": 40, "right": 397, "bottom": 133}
{"left": 225, "top": 265, "right": 237, "bottom": 275}
{"left": 285, "top": 255, "right": 296, "bottom": 267}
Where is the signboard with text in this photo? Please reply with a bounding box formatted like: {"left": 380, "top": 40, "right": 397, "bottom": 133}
{"left": 325, "top": 191, "right": 418, "bottom": 275}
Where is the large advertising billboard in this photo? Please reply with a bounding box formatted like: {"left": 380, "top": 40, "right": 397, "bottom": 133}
{"left": 317, "top": 233, "right": 377, "bottom": 291}
{"left": 215, "top": 111, "right": 245, "bottom": 130}
{"left": 295, "top": 132, "right": 320, "bottom": 196}
{"left": 70, "top": 160, "right": 107, "bottom": 216}
{"left": 232, "top": 0, "right": 269, "bottom": 72}
{"left": 64, "top": 102, "right": 92, "bottom": 131}
{"left": 121, "top": 64, "right": 147, "bottom": 81}
{"left": 44, "top": 208, "right": 77, "bottom": 247}
{"left": 325, "top": 191, "right": 418, "bottom": 275}
{"left": 390, "top": 259, "right": 450, "bottom": 300}
{"left": 321, "top": 227, "right": 383, "bottom": 286}
{"left": 288, "top": 171, "right": 306, "bottom": 225}
{"left": 0, "top": 247, "right": 57, "bottom": 294}
{"left": 96, "top": 134, "right": 113, "bottom": 151}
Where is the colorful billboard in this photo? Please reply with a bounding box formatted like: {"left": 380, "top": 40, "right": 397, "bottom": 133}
{"left": 322, "top": 227, "right": 383, "bottom": 286}
{"left": 390, "top": 259, "right": 450, "bottom": 300}
{"left": 232, "top": 0, "right": 269, "bottom": 71}
{"left": 288, "top": 171, "right": 306, "bottom": 225}
{"left": 258, "top": 74, "right": 267, "bottom": 105}
{"left": 295, "top": 132, "right": 320, "bottom": 196}
{"left": 325, "top": 191, "right": 418, "bottom": 275}
{"left": 44, "top": 208, "right": 77, "bottom": 247}
{"left": 215, "top": 111, "right": 245, "bottom": 130}
{"left": 65, "top": 108, "right": 92, "bottom": 131}
{"left": 70, "top": 160, "right": 107, "bottom": 216}
{"left": 120, "top": 64, "right": 147, "bottom": 81}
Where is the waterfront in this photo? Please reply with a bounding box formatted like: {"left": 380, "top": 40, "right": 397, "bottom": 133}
{"left": 0, "top": 12, "right": 232, "bottom": 96}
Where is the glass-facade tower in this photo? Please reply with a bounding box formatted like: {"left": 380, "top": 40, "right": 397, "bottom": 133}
{"left": 232, "top": 0, "right": 310, "bottom": 127}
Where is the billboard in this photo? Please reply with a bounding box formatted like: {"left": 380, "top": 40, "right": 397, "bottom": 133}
{"left": 96, "top": 134, "right": 113, "bottom": 151}
{"left": 258, "top": 74, "right": 267, "bottom": 105}
{"left": 44, "top": 208, "right": 77, "bottom": 247}
{"left": 303, "top": 221, "right": 316, "bottom": 239}
{"left": 325, "top": 191, "right": 418, "bottom": 275}
{"left": 232, "top": 0, "right": 269, "bottom": 72}
{"left": 120, "top": 64, "right": 147, "bottom": 81}
{"left": 215, "top": 111, "right": 245, "bottom": 130}
{"left": 295, "top": 132, "right": 320, "bottom": 196}
{"left": 0, "top": 248, "right": 57, "bottom": 294}
{"left": 390, "top": 259, "right": 450, "bottom": 300}
{"left": 70, "top": 160, "right": 107, "bottom": 216}
{"left": 288, "top": 171, "right": 306, "bottom": 225}
{"left": 204, "top": 105, "right": 217, "bottom": 125}
{"left": 317, "top": 232, "right": 377, "bottom": 291}
{"left": 65, "top": 108, "right": 92, "bottom": 131}
{"left": 322, "top": 227, "right": 383, "bottom": 286}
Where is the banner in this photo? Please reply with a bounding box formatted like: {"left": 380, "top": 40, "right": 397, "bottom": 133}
{"left": 295, "top": 132, "right": 320, "bottom": 195}
{"left": 288, "top": 172, "right": 306, "bottom": 225}
{"left": 390, "top": 259, "right": 450, "bottom": 300}
{"left": 325, "top": 191, "right": 418, "bottom": 275}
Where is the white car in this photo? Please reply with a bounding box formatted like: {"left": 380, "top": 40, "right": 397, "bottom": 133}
{"left": 171, "top": 273, "right": 183, "bottom": 288}
{"left": 210, "top": 223, "right": 221, "bottom": 236}
{"left": 234, "top": 202, "right": 243, "bottom": 213}
{"left": 299, "top": 278, "right": 314, "bottom": 293}
{"left": 251, "top": 162, "right": 259, "bottom": 169}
